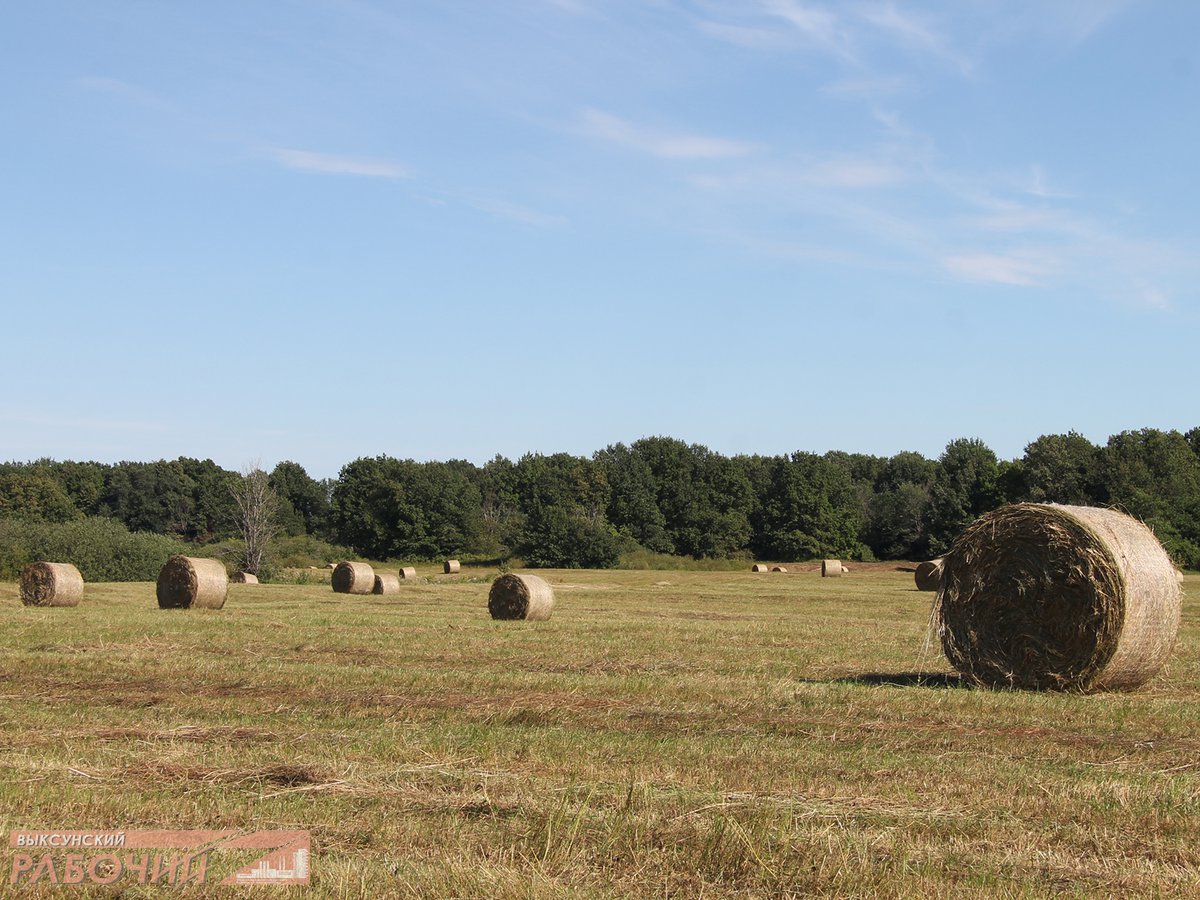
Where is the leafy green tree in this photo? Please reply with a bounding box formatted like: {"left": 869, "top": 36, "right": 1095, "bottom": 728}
{"left": 0, "top": 472, "right": 82, "bottom": 522}
{"left": 1013, "top": 432, "right": 1102, "bottom": 505}
{"left": 752, "top": 453, "right": 864, "bottom": 560}
{"left": 925, "top": 438, "right": 1004, "bottom": 555}
{"left": 864, "top": 451, "right": 936, "bottom": 560}
{"left": 596, "top": 443, "right": 672, "bottom": 553}
{"left": 270, "top": 461, "right": 330, "bottom": 537}
{"left": 511, "top": 453, "right": 622, "bottom": 568}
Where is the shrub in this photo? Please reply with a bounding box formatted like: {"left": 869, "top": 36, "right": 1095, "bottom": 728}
{"left": 0, "top": 516, "right": 190, "bottom": 581}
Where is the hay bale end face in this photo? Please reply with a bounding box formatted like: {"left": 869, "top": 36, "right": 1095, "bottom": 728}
{"left": 20, "top": 562, "right": 84, "bottom": 608}
{"left": 157, "top": 556, "right": 228, "bottom": 610}
{"left": 771, "top": 566, "right": 788, "bottom": 573}
{"left": 489, "top": 573, "right": 555, "bottom": 621}
{"left": 231, "top": 572, "right": 259, "bottom": 584}
{"left": 443, "top": 560, "right": 461, "bottom": 574}
{"left": 915, "top": 559, "right": 943, "bottom": 592}
{"left": 399, "top": 566, "right": 417, "bottom": 579}
{"left": 821, "top": 559, "right": 843, "bottom": 578}
{"left": 936, "top": 503, "right": 1182, "bottom": 692}
{"left": 332, "top": 561, "right": 375, "bottom": 595}
{"left": 373, "top": 573, "right": 401, "bottom": 594}
{"left": 751, "top": 564, "right": 769, "bottom": 573}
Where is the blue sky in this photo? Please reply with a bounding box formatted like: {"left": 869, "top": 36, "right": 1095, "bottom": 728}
{"left": 1, "top": 1, "right": 1196, "bottom": 478}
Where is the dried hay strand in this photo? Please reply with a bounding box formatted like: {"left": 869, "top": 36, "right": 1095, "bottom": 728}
{"left": 443, "top": 560, "right": 461, "bottom": 574}
{"left": 373, "top": 573, "right": 401, "bottom": 594}
{"left": 157, "top": 556, "right": 228, "bottom": 610}
{"left": 332, "top": 561, "right": 375, "bottom": 595}
{"left": 821, "top": 559, "right": 843, "bottom": 578}
{"left": 935, "top": 503, "right": 1182, "bottom": 692}
{"left": 231, "top": 572, "right": 258, "bottom": 584}
{"left": 771, "top": 566, "right": 788, "bottom": 573}
{"left": 488, "top": 573, "right": 555, "bottom": 621}
{"left": 915, "top": 559, "right": 943, "bottom": 592}
{"left": 19, "top": 562, "right": 84, "bottom": 608}
{"left": 751, "top": 564, "right": 769, "bottom": 573}
{"left": 1177, "top": 569, "right": 1185, "bottom": 584}
{"left": 399, "top": 566, "right": 417, "bottom": 579}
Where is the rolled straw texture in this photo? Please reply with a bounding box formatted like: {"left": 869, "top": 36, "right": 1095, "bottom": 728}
{"left": 821, "top": 559, "right": 843, "bottom": 578}
{"left": 488, "top": 573, "right": 555, "bottom": 621}
{"left": 332, "top": 561, "right": 375, "bottom": 595}
{"left": 915, "top": 559, "right": 943, "bottom": 592}
{"left": 935, "top": 503, "right": 1182, "bottom": 692}
{"left": 373, "top": 573, "right": 401, "bottom": 594}
{"left": 231, "top": 572, "right": 258, "bottom": 584}
{"left": 157, "top": 556, "right": 228, "bottom": 610}
{"left": 751, "top": 564, "right": 769, "bottom": 573}
{"left": 771, "top": 566, "right": 788, "bottom": 573}
{"left": 399, "top": 567, "right": 417, "bottom": 579}
{"left": 443, "top": 560, "right": 461, "bottom": 574}
{"left": 20, "top": 562, "right": 84, "bottom": 608}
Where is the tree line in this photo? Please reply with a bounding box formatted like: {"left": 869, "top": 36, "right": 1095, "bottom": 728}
{"left": 2, "top": 428, "right": 1199, "bottom": 568}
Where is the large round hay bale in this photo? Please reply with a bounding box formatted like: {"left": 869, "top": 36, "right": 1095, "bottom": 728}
{"left": 771, "top": 566, "right": 788, "bottom": 573}
{"left": 373, "top": 573, "right": 401, "bottom": 595}
{"left": 488, "top": 573, "right": 555, "bottom": 621}
{"left": 20, "top": 562, "right": 84, "bottom": 608}
{"left": 915, "top": 559, "right": 943, "bottom": 592}
{"left": 821, "top": 559, "right": 842, "bottom": 578}
{"left": 935, "top": 503, "right": 1182, "bottom": 692}
{"left": 157, "top": 556, "right": 228, "bottom": 610}
{"left": 332, "top": 561, "right": 375, "bottom": 595}
{"left": 751, "top": 564, "right": 769, "bottom": 573}
{"left": 443, "top": 560, "right": 461, "bottom": 574}
{"left": 231, "top": 572, "right": 258, "bottom": 584}
{"left": 399, "top": 566, "right": 417, "bottom": 579}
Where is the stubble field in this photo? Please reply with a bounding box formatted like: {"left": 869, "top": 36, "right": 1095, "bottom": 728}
{"left": 1, "top": 566, "right": 1198, "bottom": 897}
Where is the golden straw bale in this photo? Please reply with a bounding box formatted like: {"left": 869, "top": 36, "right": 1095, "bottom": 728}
{"left": 443, "top": 560, "right": 461, "bottom": 574}
{"left": 915, "top": 559, "right": 943, "bottom": 592}
{"left": 19, "top": 562, "right": 84, "bottom": 608}
{"left": 935, "top": 503, "right": 1182, "bottom": 691}
{"left": 373, "top": 573, "right": 401, "bottom": 594}
{"left": 332, "top": 561, "right": 375, "bottom": 595}
{"left": 231, "top": 572, "right": 259, "bottom": 584}
{"left": 821, "top": 559, "right": 843, "bottom": 578}
{"left": 751, "top": 564, "right": 769, "bottom": 573}
{"left": 399, "top": 567, "right": 417, "bottom": 579}
{"left": 157, "top": 556, "right": 228, "bottom": 610}
{"left": 488, "top": 573, "right": 555, "bottom": 621}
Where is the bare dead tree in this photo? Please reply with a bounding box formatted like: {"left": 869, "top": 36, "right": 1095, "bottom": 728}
{"left": 230, "top": 463, "right": 279, "bottom": 576}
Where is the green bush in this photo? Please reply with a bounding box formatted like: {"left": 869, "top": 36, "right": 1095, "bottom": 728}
{"left": 0, "top": 516, "right": 190, "bottom": 581}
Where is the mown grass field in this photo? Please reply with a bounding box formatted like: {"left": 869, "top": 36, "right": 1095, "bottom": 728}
{"left": 2, "top": 566, "right": 1198, "bottom": 898}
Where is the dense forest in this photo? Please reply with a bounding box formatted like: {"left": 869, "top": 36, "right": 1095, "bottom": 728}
{"left": 2, "top": 428, "right": 1199, "bottom": 577}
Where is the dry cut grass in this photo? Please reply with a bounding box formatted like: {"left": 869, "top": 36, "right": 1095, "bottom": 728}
{"left": 1, "top": 568, "right": 1198, "bottom": 897}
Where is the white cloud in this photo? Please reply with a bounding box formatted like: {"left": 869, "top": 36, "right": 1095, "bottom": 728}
{"left": 805, "top": 158, "right": 906, "bottom": 188}
{"left": 854, "top": 2, "right": 972, "bottom": 73}
{"left": 821, "top": 75, "right": 911, "bottom": 100}
{"left": 941, "top": 252, "right": 1056, "bottom": 286}
{"left": 696, "top": 20, "right": 784, "bottom": 49}
{"left": 266, "top": 148, "right": 411, "bottom": 179}
{"left": 577, "top": 109, "right": 758, "bottom": 160}
{"left": 468, "top": 197, "right": 568, "bottom": 228}
{"left": 761, "top": 0, "right": 854, "bottom": 60}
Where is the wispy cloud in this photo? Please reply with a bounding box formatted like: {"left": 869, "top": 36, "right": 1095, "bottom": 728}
{"left": 468, "top": 197, "right": 568, "bottom": 229}
{"left": 941, "top": 251, "right": 1057, "bottom": 286}
{"left": 696, "top": 20, "right": 784, "bottom": 50}
{"left": 577, "top": 109, "right": 758, "bottom": 160}
{"left": 821, "top": 75, "right": 911, "bottom": 100}
{"left": 266, "top": 148, "right": 411, "bottom": 179}
{"left": 761, "top": 0, "right": 854, "bottom": 60}
{"left": 854, "top": 2, "right": 972, "bottom": 73}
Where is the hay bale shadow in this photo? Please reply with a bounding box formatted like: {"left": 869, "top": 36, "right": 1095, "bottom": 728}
{"left": 822, "top": 672, "right": 970, "bottom": 689}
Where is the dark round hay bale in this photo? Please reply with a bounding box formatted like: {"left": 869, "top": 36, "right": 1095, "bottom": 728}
{"left": 821, "top": 559, "right": 842, "bottom": 578}
{"left": 935, "top": 503, "right": 1182, "bottom": 692}
{"left": 157, "top": 556, "right": 228, "bottom": 610}
{"left": 488, "top": 573, "right": 555, "bottom": 621}
{"left": 373, "top": 573, "right": 401, "bottom": 595}
{"left": 20, "top": 562, "right": 84, "bottom": 608}
{"left": 915, "top": 559, "right": 943, "bottom": 592}
{"left": 399, "top": 566, "right": 417, "bottom": 579}
{"left": 443, "top": 560, "right": 461, "bottom": 574}
{"left": 332, "top": 561, "right": 375, "bottom": 595}
{"left": 231, "top": 572, "right": 259, "bottom": 584}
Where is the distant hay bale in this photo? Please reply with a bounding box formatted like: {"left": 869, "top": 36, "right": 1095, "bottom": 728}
{"left": 231, "top": 572, "right": 258, "bottom": 584}
{"left": 915, "top": 559, "right": 943, "bottom": 592}
{"left": 399, "top": 566, "right": 417, "bottom": 579}
{"left": 332, "top": 561, "right": 375, "bottom": 595}
{"left": 751, "top": 564, "right": 769, "bottom": 573}
{"left": 443, "top": 560, "right": 461, "bottom": 574}
{"left": 771, "top": 566, "right": 788, "bottom": 573}
{"left": 19, "top": 562, "right": 84, "bottom": 608}
{"left": 325, "top": 563, "right": 336, "bottom": 569}
{"left": 821, "top": 559, "right": 843, "bottom": 578}
{"left": 841, "top": 565, "right": 850, "bottom": 574}
{"left": 157, "top": 556, "right": 228, "bottom": 610}
{"left": 373, "top": 573, "right": 401, "bottom": 594}
{"left": 488, "top": 573, "right": 555, "bottom": 621}
{"left": 935, "top": 503, "right": 1182, "bottom": 692}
